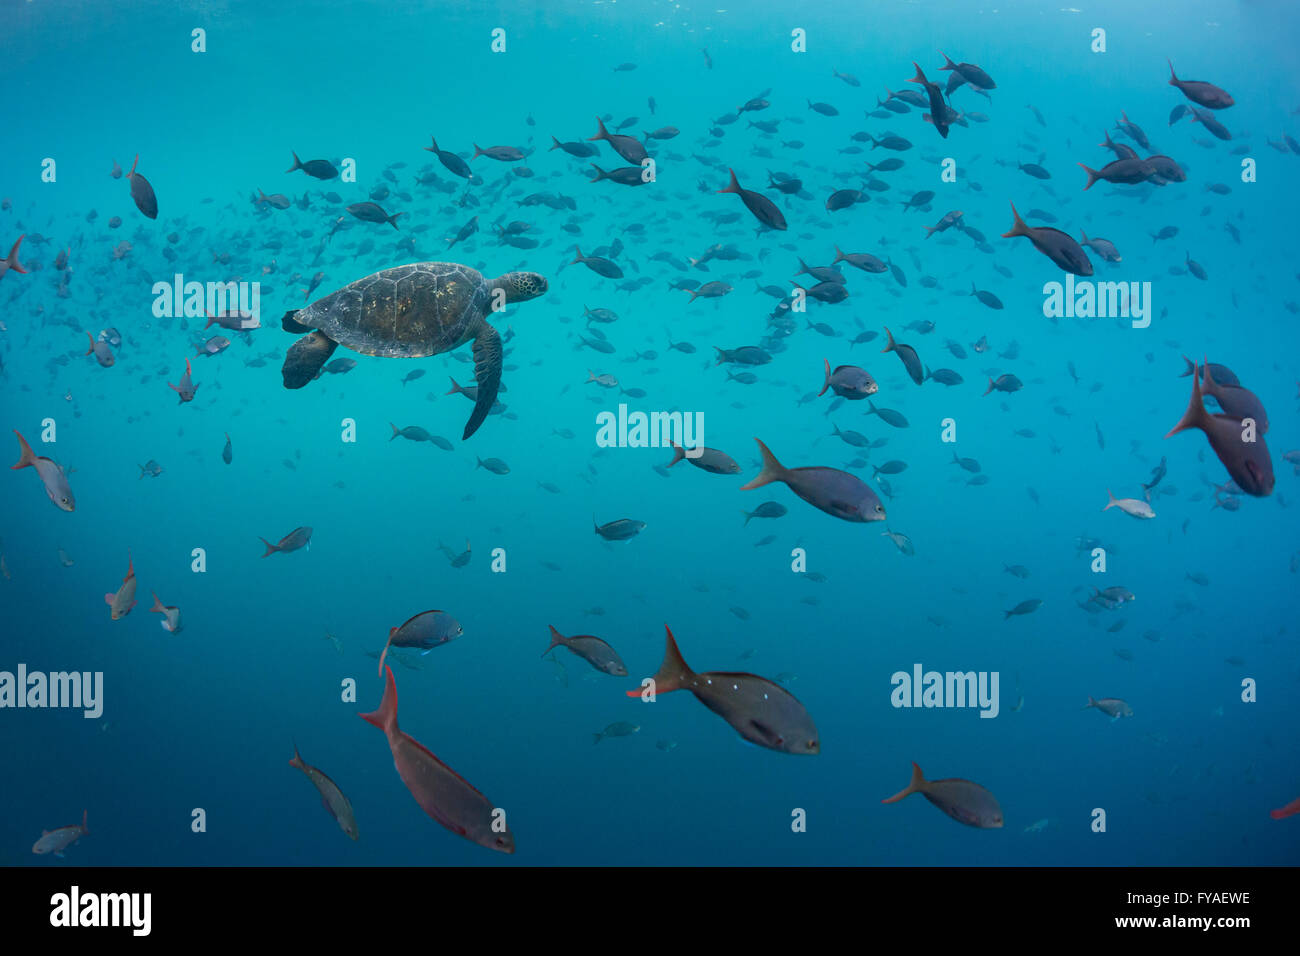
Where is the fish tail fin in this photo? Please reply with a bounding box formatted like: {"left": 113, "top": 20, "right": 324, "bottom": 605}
{"left": 588, "top": 117, "right": 609, "bottom": 141}
{"left": 939, "top": 51, "right": 957, "bottom": 70}
{"left": 472, "top": 143, "right": 484, "bottom": 159}
{"left": 717, "top": 168, "right": 741, "bottom": 195}
{"left": 11, "top": 430, "right": 35, "bottom": 470}
{"left": 818, "top": 358, "right": 832, "bottom": 397}
{"left": 389, "top": 422, "right": 400, "bottom": 440}
{"left": 258, "top": 537, "right": 278, "bottom": 558}
{"left": 549, "top": 136, "right": 562, "bottom": 151}
{"left": 85, "top": 332, "right": 95, "bottom": 356}
{"left": 1078, "top": 163, "right": 1100, "bottom": 191}
{"left": 740, "top": 438, "right": 788, "bottom": 490}
{"left": 984, "top": 377, "right": 995, "bottom": 397}
{"left": 1080, "top": 229, "right": 1089, "bottom": 244}
{"left": 1167, "top": 59, "right": 1177, "bottom": 85}
{"left": 592, "top": 733, "right": 603, "bottom": 744}
{"left": 387, "top": 212, "right": 404, "bottom": 229}
{"left": 1085, "top": 696, "right": 1096, "bottom": 709}
{"left": 882, "top": 762, "right": 925, "bottom": 803}
{"left": 287, "top": 151, "right": 302, "bottom": 173}
{"left": 1165, "top": 357, "right": 1209, "bottom": 438}
{"left": 128, "top": 154, "right": 139, "bottom": 178}
{"left": 571, "top": 245, "right": 584, "bottom": 264}
{"left": 445, "top": 377, "right": 463, "bottom": 396}
{"left": 907, "top": 62, "right": 927, "bottom": 86}
{"left": 589, "top": 163, "right": 606, "bottom": 182}
{"left": 1103, "top": 489, "right": 1116, "bottom": 511}
{"left": 150, "top": 591, "right": 164, "bottom": 614}
{"left": 668, "top": 443, "right": 686, "bottom": 467}
{"left": 377, "top": 626, "right": 398, "bottom": 677}
{"left": 544, "top": 625, "right": 566, "bottom": 656}
{"left": 7, "top": 235, "right": 26, "bottom": 274}
{"left": 833, "top": 245, "right": 845, "bottom": 263}
{"left": 289, "top": 740, "right": 305, "bottom": 770}
{"left": 359, "top": 664, "right": 399, "bottom": 733}
{"left": 880, "top": 326, "right": 897, "bottom": 354}
{"left": 1001, "top": 202, "right": 1029, "bottom": 238}
{"left": 625, "top": 624, "right": 693, "bottom": 697}
{"left": 81, "top": 810, "right": 88, "bottom": 834}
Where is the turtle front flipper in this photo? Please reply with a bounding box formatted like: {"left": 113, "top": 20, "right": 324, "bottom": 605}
{"left": 463, "top": 323, "right": 502, "bottom": 439}
{"left": 282, "top": 331, "right": 338, "bottom": 389}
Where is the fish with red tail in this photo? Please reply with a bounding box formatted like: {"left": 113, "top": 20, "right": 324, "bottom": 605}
{"left": 11, "top": 430, "right": 74, "bottom": 511}
{"left": 627, "top": 625, "right": 819, "bottom": 754}
{"left": 742, "top": 438, "right": 885, "bottom": 523}
{"left": 1165, "top": 355, "right": 1273, "bottom": 497}
{"left": 105, "top": 554, "right": 137, "bottom": 620}
{"left": 882, "top": 762, "right": 1003, "bottom": 828}
{"left": 169, "top": 358, "right": 198, "bottom": 403}
{"left": 360, "top": 665, "right": 515, "bottom": 853}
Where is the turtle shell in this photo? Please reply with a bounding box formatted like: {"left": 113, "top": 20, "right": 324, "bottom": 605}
{"left": 302, "top": 262, "right": 490, "bottom": 358}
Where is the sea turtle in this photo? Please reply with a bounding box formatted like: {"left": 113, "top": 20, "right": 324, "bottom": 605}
{"left": 280, "top": 262, "right": 547, "bottom": 438}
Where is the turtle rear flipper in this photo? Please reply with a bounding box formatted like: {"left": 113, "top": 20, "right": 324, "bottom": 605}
{"left": 282, "top": 331, "right": 338, "bottom": 389}
{"left": 282, "top": 310, "right": 313, "bottom": 334}
{"left": 463, "top": 324, "right": 502, "bottom": 439}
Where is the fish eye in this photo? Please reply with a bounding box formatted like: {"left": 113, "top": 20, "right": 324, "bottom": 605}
{"left": 807, "top": 739, "right": 817, "bottom": 750}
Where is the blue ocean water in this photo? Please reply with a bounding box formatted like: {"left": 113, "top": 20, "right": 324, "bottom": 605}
{"left": 1, "top": 0, "right": 1298, "bottom": 866}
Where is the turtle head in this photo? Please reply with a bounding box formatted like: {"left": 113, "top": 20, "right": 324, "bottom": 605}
{"left": 494, "top": 271, "right": 548, "bottom": 304}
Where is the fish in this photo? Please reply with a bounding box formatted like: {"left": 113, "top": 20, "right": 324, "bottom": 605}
{"left": 169, "top": 359, "right": 199, "bottom": 403}
{"left": 592, "top": 721, "right": 640, "bottom": 743}
{"left": 1086, "top": 696, "right": 1133, "bottom": 719}
{"left": 1271, "top": 796, "right": 1300, "bottom": 820}
{"left": 741, "top": 438, "right": 886, "bottom": 523}
{"left": 594, "top": 517, "right": 646, "bottom": 540}
{"left": 149, "top": 592, "right": 183, "bottom": 634}
{"left": 627, "top": 625, "right": 818, "bottom": 755}
{"left": 85, "top": 332, "right": 115, "bottom": 367}
{"left": 716, "top": 168, "right": 786, "bottom": 231}
{"left": 1005, "top": 599, "right": 1043, "bottom": 619}
{"left": 668, "top": 444, "right": 741, "bottom": 475}
{"left": 222, "top": 433, "right": 232, "bottom": 465}
{"left": 126, "top": 155, "right": 158, "bottom": 219}
{"left": 11, "top": 430, "right": 75, "bottom": 511}
{"left": 360, "top": 665, "right": 515, "bottom": 853}
{"left": 259, "top": 526, "right": 313, "bottom": 557}
{"left": 378, "top": 609, "right": 464, "bottom": 675}
{"left": 105, "top": 554, "right": 138, "bottom": 620}
{"left": 32, "top": 810, "right": 89, "bottom": 856}
{"left": 346, "top": 201, "right": 403, "bottom": 228}
{"left": 286, "top": 152, "right": 339, "bottom": 180}
{"left": 819, "top": 360, "right": 878, "bottom": 399}
{"left": 881, "top": 327, "right": 924, "bottom": 385}
{"left": 543, "top": 625, "right": 627, "bottom": 676}
{"left": 588, "top": 117, "right": 648, "bottom": 164}
{"left": 1165, "top": 356, "right": 1274, "bottom": 497}
{"left": 1001, "top": 202, "right": 1092, "bottom": 276}
{"left": 0, "top": 234, "right": 27, "bottom": 281}
{"left": 1104, "top": 490, "right": 1155, "bottom": 519}
{"left": 882, "top": 762, "right": 1003, "bottom": 828}
{"left": 1168, "top": 60, "right": 1233, "bottom": 109}
{"left": 289, "top": 742, "right": 359, "bottom": 840}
